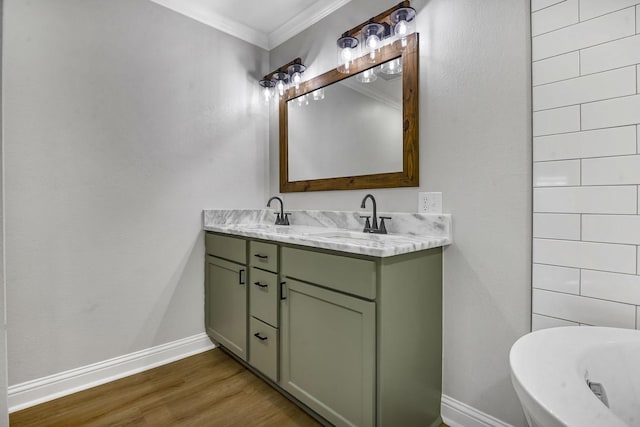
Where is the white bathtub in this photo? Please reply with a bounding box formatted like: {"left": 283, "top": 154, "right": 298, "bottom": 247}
{"left": 510, "top": 326, "right": 640, "bottom": 427}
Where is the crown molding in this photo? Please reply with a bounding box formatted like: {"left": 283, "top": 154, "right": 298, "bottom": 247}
{"left": 150, "top": 0, "right": 351, "bottom": 51}
{"left": 149, "top": 0, "right": 269, "bottom": 50}
{"left": 268, "top": 0, "right": 352, "bottom": 49}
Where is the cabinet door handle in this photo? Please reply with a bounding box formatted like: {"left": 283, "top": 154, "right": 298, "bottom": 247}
{"left": 280, "top": 281, "right": 287, "bottom": 300}
{"left": 253, "top": 281, "right": 268, "bottom": 288}
{"left": 253, "top": 332, "right": 268, "bottom": 341}
{"left": 238, "top": 269, "right": 245, "bottom": 285}
{"left": 253, "top": 254, "right": 269, "bottom": 260}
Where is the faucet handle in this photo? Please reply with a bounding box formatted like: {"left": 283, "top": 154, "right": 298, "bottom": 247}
{"left": 273, "top": 211, "right": 282, "bottom": 225}
{"left": 379, "top": 216, "right": 392, "bottom": 234}
{"left": 359, "top": 215, "right": 372, "bottom": 232}
{"left": 283, "top": 212, "right": 292, "bottom": 225}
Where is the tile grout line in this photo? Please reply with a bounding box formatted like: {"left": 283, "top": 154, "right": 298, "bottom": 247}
{"left": 534, "top": 236, "right": 639, "bottom": 247}
{"left": 532, "top": 0, "right": 567, "bottom": 14}
{"left": 535, "top": 152, "right": 640, "bottom": 164}
{"left": 533, "top": 261, "right": 640, "bottom": 277}
{"left": 533, "top": 5, "right": 636, "bottom": 39}
{"left": 535, "top": 287, "right": 640, "bottom": 309}
{"left": 578, "top": 48, "right": 582, "bottom": 77}
{"left": 534, "top": 91, "right": 639, "bottom": 114}
{"left": 579, "top": 268, "right": 582, "bottom": 295}
{"left": 534, "top": 31, "right": 638, "bottom": 62}
{"left": 536, "top": 123, "right": 640, "bottom": 138}
{"left": 534, "top": 63, "right": 639, "bottom": 89}
{"left": 532, "top": 33, "right": 639, "bottom": 64}
{"left": 577, "top": 0, "right": 580, "bottom": 23}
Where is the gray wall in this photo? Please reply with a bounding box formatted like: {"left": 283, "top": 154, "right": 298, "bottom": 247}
{"left": 0, "top": 0, "right": 9, "bottom": 423}
{"left": 270, "top": 0, "right": 532, "bottom": 425}
{"left": 4, "top": 0, "right": 268, "bottom": 385}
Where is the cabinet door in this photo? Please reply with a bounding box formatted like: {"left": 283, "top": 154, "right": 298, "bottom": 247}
{"left": 281, "top": 279, "right": 375, "bottom": 427}
{"left": 205, "top": 255, "right": 247, "bottom": 360}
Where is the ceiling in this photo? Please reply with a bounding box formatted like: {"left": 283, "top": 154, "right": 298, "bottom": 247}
{"left": 149, "top": 0, "right": 352, "bottom": 50}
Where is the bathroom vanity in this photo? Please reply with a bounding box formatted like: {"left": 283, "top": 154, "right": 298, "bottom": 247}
{"left": 203, "top": 209, "right": 451, "bottom": 427}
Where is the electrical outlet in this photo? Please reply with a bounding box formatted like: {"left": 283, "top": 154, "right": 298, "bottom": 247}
{"left": 418, "top": 192, "right": 442, "bottom": 213}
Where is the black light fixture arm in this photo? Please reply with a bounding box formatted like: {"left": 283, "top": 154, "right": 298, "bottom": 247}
{"left": 343, "top": 0, "right": 410, "bottom": 38}
{"left": 261, "top": 58, "right": 304, "bottom": 82}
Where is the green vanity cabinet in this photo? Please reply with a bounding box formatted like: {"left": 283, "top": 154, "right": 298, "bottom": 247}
{"left": 204, "top": 234, "right": 248, "bottom": 361}
{"left": 248, "top": 240, "right": 280, "bottom": 382}
{"left": 205, "top": 231, "right": 444, "bottom": 427}
{"left": 281, "top": 278, "right": 376, "bottom": 427}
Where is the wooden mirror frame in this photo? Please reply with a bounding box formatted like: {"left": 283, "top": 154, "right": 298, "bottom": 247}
{"left": 279, "top": 32, "right": 419, "bottom": 192}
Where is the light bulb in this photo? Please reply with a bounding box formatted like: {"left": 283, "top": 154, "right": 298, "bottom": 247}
{"left": 262, "top": 86, "right": 272, "bottom": 103}
{"left": 276, "top": 80, "right": 286, "bottom": 96}
{"left": 341, "top": 48, "right": 353, "bottom": 72}
{"left": 366, "top": 34, "right": 381, "bottom": 61}
{"left": 341, "top": 47, "right": 353, "bottom": 61}
{"left": 337, "top": 35, "right": 359, "bottom": 74}
{"left": 367, "top": 35, "right": 380, "bottom": 49}
{"left": 292, "top": 72, "right": 302, "bottom": 90}
{"left": 355, "top": 68, "right": 377, "bottom": 83}
{"left": 395, "top": 20, "right": 408, "bottom": 36}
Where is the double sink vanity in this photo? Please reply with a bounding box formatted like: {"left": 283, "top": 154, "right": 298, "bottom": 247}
{"left": 205, "top": 9, "right": 441, "bottom": 424}
{"left": 202, "top": 201, "right": 451, "bottom": 426}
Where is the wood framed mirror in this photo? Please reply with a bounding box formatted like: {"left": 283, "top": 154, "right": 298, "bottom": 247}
{"left": 279, "top": 32, "right": 419, "bottom": 192}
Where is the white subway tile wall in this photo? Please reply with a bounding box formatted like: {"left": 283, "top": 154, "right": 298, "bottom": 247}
{"left": 532, "top": 1, "right": 640, "bottom": 331}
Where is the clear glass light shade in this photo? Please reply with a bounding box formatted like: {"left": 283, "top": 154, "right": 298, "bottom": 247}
{"left": 287, "top": 63, "right": 306, "bottom": 92}
{"left": 312, "top": 88, "right": 325, "bottom": 101}
{"left": 296, "top": 94, "right": 309, "bottom": 107}
{"left": 391, "top": 7, "right": 416, "bottom": 50}
{"left": 271, "top": 72, "right": 289, "bottom": 97}
{"left": 355, "top": 68, "right": 377, "bottom": 83}
{"left": 258, "top": 79, "right": 276, "bottom": 104}
{"left": 380, "top": 58, "right": 402, "bottom": 75}
{"left": 361, "top": 23, "right": 385, "bottom": 63}
{"left": 336, "top": 35, "right": 359, "bottom": 74}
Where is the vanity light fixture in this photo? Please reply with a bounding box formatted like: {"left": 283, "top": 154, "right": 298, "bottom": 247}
{"left": 361, "top": 22, "right": 388, "bottom": 63}
{"left": 390, "top": 6, "right": 416, "bottom": 50}
{"left": 312, "top": 88, "right": 325, "bottom": 101}
{"left": 272, "top": 72, "right": 289, "bottom": 97}
{"left": 287, "top": 63, "right": 306, "bottom": 93}
{"left": 380, "top": 58, "right": 402, "bottom": 75}
{"left": 258, "top": 79, "right": 276, "bottom": 104}
{"left": 258, "top": 58, "right": 305, "bottom": 101}
{"left": 335, "top": 1, "right": 414, "bottom": 71}
{"left": 355, "top": 68, "right": 377, "bottom": 83}
{"left": 336, "top": 35, "right": 359, "bottom": 74}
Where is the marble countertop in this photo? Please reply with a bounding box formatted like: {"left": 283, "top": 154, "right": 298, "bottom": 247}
{"left": 203, "top": 209, "right": 452, "bottom": 257}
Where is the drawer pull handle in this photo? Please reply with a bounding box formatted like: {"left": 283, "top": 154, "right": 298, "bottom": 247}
{"left": 253, "top": 332, "right": 268, "bottom": 341}
{"left": 253, "top": 281, "right": 268, "bottom": 288}
{"left": 280, "top": 281, "right": 287, "bottom": 300}
{"left": 254, "top": 254, "right": 269, "bottom": 260}
{"left": 238, "top": 269, "right": 245, "bottom": 285}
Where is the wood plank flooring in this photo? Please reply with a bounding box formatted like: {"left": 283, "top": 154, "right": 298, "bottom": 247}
{"left": 10, "top": 348, "right": 321, "bottom": 426}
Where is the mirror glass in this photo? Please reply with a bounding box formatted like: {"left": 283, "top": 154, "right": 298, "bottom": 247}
{"left": 287, "top": 59, "right": 403, "bottom": 182}
{"left": 279, "top": 32, "right": 418, "bottom": 192}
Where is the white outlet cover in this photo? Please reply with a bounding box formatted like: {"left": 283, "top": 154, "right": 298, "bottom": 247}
{"left": 418, "top": 192, "right": 443, "bottom": 213}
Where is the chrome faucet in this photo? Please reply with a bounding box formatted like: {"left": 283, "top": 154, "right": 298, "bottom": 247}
{"left": 360, "top": 194, "right": 391, "bottom": 234}
{"left": 267, "top": 196, "right": 291, "bottom": 225}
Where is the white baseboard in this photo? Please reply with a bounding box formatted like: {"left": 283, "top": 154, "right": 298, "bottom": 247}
{"left": 8, "top": 333, "right": 215, "bottom": 413}
{"left": 442, "top": 394, "right": 514, "bottom": 427}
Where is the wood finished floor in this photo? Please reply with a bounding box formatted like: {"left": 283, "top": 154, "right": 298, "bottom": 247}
{"left": 10, "top": 348, "right": 321, "bottom": 427}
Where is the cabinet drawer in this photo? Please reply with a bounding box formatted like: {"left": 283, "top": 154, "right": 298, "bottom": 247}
{"left": 205, "top": 233, "right": 246, "bottom": 264}
{"left": 282, "top": 247, "right": 376, "bottom": 300}
{"left": 250, "top": 268, "right": 279, "bottom": 327}
{"left": 249, "top": 241, "right": 278, "bottom": 273}
{"left": 249, "top": 317, "right": 278, "bottom": 382}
